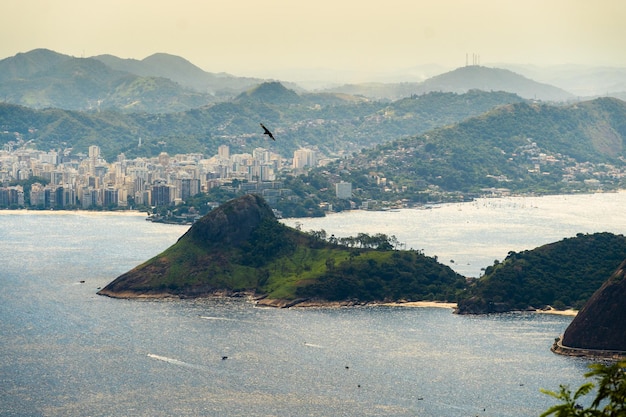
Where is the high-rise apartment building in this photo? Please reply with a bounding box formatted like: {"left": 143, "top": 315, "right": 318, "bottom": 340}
{"left": 292, "top": 148, "right": 317, "bottom": 170}
{"left": 218, "top": 145, "right": 230, "bottom": 160}
{"left": 335, "top": 181, "right": 352, "bottom": 199}
{"left": 151, "top": 181, "right": 173, "bottom": 207}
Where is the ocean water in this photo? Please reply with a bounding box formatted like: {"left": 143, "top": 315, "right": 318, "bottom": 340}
{"left": 283, "top": 192, "right": 626, "bottom": 277}
{"left": 2, "top": 192, "right": 625, "bottom": 416}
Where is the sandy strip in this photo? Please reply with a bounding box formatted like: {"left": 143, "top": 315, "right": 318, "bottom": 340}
{"left": 379, "top": 301, "right": 457, "bottom": 309}
{"left": 381, "top": 301, "right": 578, "bottom": 315}
{"left": 536, "top": 308, "right": 578, "bottom": 316}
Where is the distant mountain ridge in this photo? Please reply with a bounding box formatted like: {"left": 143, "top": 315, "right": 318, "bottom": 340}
{"left": 0, "top": 88, "right": 526, "bottom": 160}
{"left": 497, "top": 63, "right": 626, "bottom": 98}
{"left": 418, "top": 66, "right": 574, "bottom": 101}
{"left": 323, "top": 66, "right": 574, "bottom": 101}
{"left": 93, "top": 52, "right": 265, "bottom": 96}
{"left": 0, "top": 49, "right": 265, "bottom": 112}
{"left": 0, "top": 48, "right": 69, "bottom": 82}
{"left": 0, "top": 49, "right": 580, "bottom": 113}
{"left": 0, "top": 49, "right": 215, "bottom": 112}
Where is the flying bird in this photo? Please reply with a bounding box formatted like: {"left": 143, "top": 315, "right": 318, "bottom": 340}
{"left": 260, "top": 123, "right": 275, "bottom": 141}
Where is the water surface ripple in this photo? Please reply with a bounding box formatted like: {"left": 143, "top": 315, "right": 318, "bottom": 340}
{"left": 4, "top": 193, "right": 624, "bottom": 416}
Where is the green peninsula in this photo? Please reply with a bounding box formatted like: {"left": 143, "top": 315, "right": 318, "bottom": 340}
{"left": 98, "top": 194, "right": 465, "bottom": 305}
{"left": 456, "top": 232, "right": 626, "bottom": 314}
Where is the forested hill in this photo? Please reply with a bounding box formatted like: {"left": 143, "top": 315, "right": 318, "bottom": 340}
{"left": 324, "top": 66, "right": 574, "bottom": 101}
{"left": 326, "top": 97, "right": 626, "bottom": 195}
{"left": 98, "top": 194, "right": 465, "bottom": 304}
{"left": 1, "top": 50, "right": 574, "bottom": 112}
{"left": 0, "top": 49, "right": 217, "bottom": 112}
{"left": 0, "top": 89, "right": 525, "bottom": 160}
{"left": 455, "top": 232, "right": 626, "bottom": 314}
{"left": 416, "top": 66, "right": 573, "bottom": 101}
{"left": 98, "top": 195, "right": 626, "bottom": 312}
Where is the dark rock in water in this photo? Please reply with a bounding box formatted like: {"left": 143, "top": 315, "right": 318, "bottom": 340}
{"left": 557, "top": 258, "right": 626, "bottom": 355}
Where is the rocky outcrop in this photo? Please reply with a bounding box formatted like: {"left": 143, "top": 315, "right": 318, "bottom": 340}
{"left": 98, "top": 194, "right": 278, "bottom": 298}
{"left": 554, "top": 258, "right": 626, "bottom": 358}
{"left": 182, "top": 193, "right": 275, "bottom": 246}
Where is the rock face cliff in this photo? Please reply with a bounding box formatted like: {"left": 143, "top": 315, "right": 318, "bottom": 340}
{"left": 559, "top": 258, "right": 626, "bottom": 353}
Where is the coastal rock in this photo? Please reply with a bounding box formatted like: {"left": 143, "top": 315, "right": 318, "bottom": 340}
{"left": 555, "top": 258, "right": 626, "bottom": 357}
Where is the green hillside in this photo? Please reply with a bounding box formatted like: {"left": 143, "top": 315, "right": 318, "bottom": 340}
{"left": 456, "top": 232, "right": 626, "bottom": 313}
{"left": 98, "top": 194, "right": 465, "bottom": 304}
{"left": 0, "top": 49, "right": 218, "bottom": 112}
{"left": 0, "top": 88, "right": 525, "bottom": 160}
{"left": 325, "top": 97, "right": 626, "bottom": 198}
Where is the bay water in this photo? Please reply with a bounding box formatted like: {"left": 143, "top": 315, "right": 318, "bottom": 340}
{"left": 2, "top": 192, "right": 625, "bottom": 416}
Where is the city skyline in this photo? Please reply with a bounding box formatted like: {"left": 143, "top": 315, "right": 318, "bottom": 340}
{"left": 0, "top": 142, "right": 317, "bottom": 209}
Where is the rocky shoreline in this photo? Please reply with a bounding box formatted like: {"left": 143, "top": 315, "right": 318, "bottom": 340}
{"left": 551, "top": 336, "right": 626, "bottom": 360}
{"left": 254, "top": 297, "right": 458, "bottom": 309}
{"left": 97, "top": 288, "right": 458, "bottom": 309}
{"left": 97, "top": 289, "right": 578, "bottom": 316}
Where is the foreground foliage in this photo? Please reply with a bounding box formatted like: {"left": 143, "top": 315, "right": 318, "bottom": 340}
{"left": 541, "top": 361, "right": 626, "bottom": 417}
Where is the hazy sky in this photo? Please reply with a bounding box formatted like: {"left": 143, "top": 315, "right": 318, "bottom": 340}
{"left": 2, "top": 0, "right": 625, "bottom": 79}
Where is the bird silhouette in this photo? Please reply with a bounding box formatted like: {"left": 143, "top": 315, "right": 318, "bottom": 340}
{"left": 260, "top": 123, "right": 275, "bottom": 140}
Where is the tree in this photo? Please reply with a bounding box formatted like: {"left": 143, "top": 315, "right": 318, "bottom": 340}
{"left": 540, "top": 361, "right": 626, "bottom": 417}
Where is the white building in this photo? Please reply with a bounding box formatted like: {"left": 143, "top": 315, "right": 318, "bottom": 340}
{"left": 335, "top": 181, "right": 352, "bottom": 199}
{"left": 218, "top": 145, "right": 230, "bottom": 160}
{"left": 292, "top": 148, "right": 317, "bottom": 170}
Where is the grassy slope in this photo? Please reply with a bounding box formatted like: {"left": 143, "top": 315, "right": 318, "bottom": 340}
{"left": 101, "top": 215, "right": 465, "bottom": 302}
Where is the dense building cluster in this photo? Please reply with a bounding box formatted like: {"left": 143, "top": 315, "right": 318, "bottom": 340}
{"left": 0, "top": 144, "right": 321, "bottom": 209}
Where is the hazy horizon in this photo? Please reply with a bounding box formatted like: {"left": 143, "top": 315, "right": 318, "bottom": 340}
{"left": 3, "top": 0, "right": 626, "bottom": 83}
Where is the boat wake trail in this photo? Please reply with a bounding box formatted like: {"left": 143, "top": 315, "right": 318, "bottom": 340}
{"left": 199, "top": 316, "right": 255, "bottom": 324}
{"left": 147, "top": 353, "right": 210, "bottom": 371}
{"left": 199, "top": 316, "right": 238, "bottom": 321}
